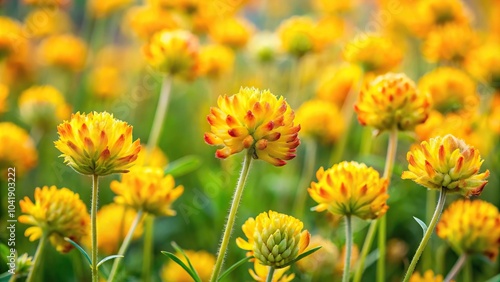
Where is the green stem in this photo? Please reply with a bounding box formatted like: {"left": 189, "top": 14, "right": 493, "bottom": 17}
{"left": 343, "top": 215, "right": 353, "bottom": 282}
{"left": 436, "top": 244, "right": 448, "bottom": 275}
{"left": 402, "top": 188, "right": 447, "bottom": 282}
{"left": 107, "top": 209, "right": 144, "bottom": 282}
{"left": 147, "top": 76, "right": 172, "bottom": 152}
{"left": 463, "top": 255, "right": 472, "bottom": 282}
{"left": 209, "top": 151, "right": 253, "bottom": 282}
{"left": 288, "top": 57, "right": 301, "bottom": 107}
{"left": 91, "top": 174, "right": 99, "bottom": 282}
{"left": 423, "top": 189, "right": 437, "bottom": 271}
{"left": 293, "top": 138, "right": 317, "bottom": 218}
{"left": 26, "top": 235, "right": 47, "bottom": 282}
{"left": 142, "top": 215, "right": 155, "bottom": 282}
{"left": 353, "top": 220, "right": 378, "bottom": 282}
{"left": 266, "top": 266, "right": 275, "bottom": 282}
{"left": 444, "top": 253, "right": 467, "bottom": 282}
{"left": 359, "top": 127, "right": 373, "bottom": 155}
{"left": 377, "top": 128, "right": 398, "bottom": 282}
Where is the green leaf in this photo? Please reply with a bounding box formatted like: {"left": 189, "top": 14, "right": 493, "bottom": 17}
{"left": 280, "top": 246, "right": 322, "bottom": 268}
{"left": 161, "top": 251, "right": 202, "bottom": 282}
{"left": 218, "top": 256, "right": 253, "bottom": 281}
{"left": 64, "top": 237, "right": 91, "bottom": 265}
{"left": 97, "top": 255, "right": 124, "bottom": 268}
{"left": 0, "top": 244, "right": 9, "bottom": 264}
{"left": 413, "top": 216, "right": 428, "bottom": 236}
{"left": 363, "top": 249, "right": 379, "bottom": 270}
{"left": 164, "top": 155, "right": 202, "bottom": 178}
{"left": 171, "top": 242, "right": 198, "bottom": 278}
{"left": 484, "top": 273, "right": 500, "bottom": 282}
{"left": 0, "top": 272, "right": 13, "bottom": 282}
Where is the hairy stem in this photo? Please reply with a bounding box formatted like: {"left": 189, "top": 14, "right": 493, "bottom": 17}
{"left": 266, "top": 266, "right": 275, "bottom": 282}
{"left": 91, "top": 174, "right": 99, "bottom": 282}
{"left": 147, "top": 76, "right": 172, "bottom": 152}
{"left": 343, "top": 215, "right": 353, "bottom": 282}
{"left": 444, "top": 253, "right": 467, "bottom": 282}
{"left": 26, "top": 235, "right": 47, "bottom": 282}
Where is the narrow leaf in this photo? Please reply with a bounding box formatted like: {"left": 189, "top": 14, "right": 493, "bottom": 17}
{"left": 64, "top": 237, "right": 91, "bottom": 265}
{"left": 0, "top": 272, "right": 13, "bottom": 282}
{"left": 218, "top": 256, "right": 254, "bottom": 281}
{"left": 161, "top": 251, "right": 201, "bottom": 282}
{"left": 484, "top": 273, "right": 500, "bottom": 282}
{"left": 171, "top": 242, "right": 200, "bottom": 281}
{"left": 97, "top": 255, "right": 124, "bottom": 268}
{"left": 280, "top": 246, "right": 322, "bottom": 268}
{"left": 363, "top": 249, "right": 379, "bottom": 270}
{"left": 413, "top": 216, "right": 428, "bottom": 236}
{"left": 0, "top": 244, "right": 10, "bottom": 264}
{"left": 164, "top": 155, "right": 202, "bottom": 178}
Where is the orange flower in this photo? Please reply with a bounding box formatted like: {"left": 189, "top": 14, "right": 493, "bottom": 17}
{"left": 0, "top": 122, "right": 38, "bottom": 177}
{"left": 208, "top": 17, "right": 253, "bottom": 49}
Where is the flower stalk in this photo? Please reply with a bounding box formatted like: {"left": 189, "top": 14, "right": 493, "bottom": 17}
{"left": 343, "top": 215, "right": 353, "bottom": 282}
{"left": 142, "top": 215, "right": 154, "bottom": 282}
{"left": 266, "top": 267, "right": 275, "bottom": 282}
{"left": 26, "top": 234, "right": 47, "bottom": 282}
{"left": 209, "top": 150, "right": 253, "bottom": 282}
{"left": 444, "top": 253, "right": 467, "bottom": 282}
{"left": 91, "top": 174, "right": 99, "bottom": 282}
{"left": 147, "top": 76, "right": 172, "bottom": 152}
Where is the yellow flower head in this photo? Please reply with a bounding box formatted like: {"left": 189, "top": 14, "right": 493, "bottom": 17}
{"left": 237, "top": 210, "right": 311, "bottom": 268}
{"left": 422, "top": 23, "right": 478, "bottom": 64}
{"left": 343, "top": 34, "right": 402, "bottom": 74}
{"left": 19, "top": 186, "right": 90, "bottom": 253}
{"left": 208, "top": 17, "right": 253, "bottom": 49}
{"left": 313, "top": 0, "right": 355, "bottom": 14}
{"left": 0, "top": 84, "right": 8, "bottom": 114}
{"left": 418, "top": 67, "right": 478, "bottom": 114}
{"left": 316, "top": 64, "right": 362, "bottom": 106}
{"left": 465, "top": 42, "right": 500, "bottom": 90}
{"left": 198, "top": 44, "right": 235, "bottom": 79}
{"left": 277, "top": 16, "right": 318, "bottom": 57}
{"left": 24, "top": 9, "right": 72, "bottom": 38}
{"left": 247, "top": 32, "right": 281, "bottom": 64}
{"left": 92, "top": 203, "right": 143, "bottom": 255}
{"left": 161, "top": 250, "right": 215, "bottom": 282}
{"left": 54, "top": 111, "right": 141, "bottom": 176}
{"left": 204, "top": 87, "right": 301, "bottom": 166}
{"left": 38, "top": 34, "right": 87, "bottom": 72}
{"left": 111, "top": 166, "right": 184, "bottom": 216}
{"left": 143, "top": 29, "right": 199, "bottom": 79}
{"left": 89, "top": 66, "right": 124, "bottom": 99}
{"left": 409, "top": 0, "right": 471, "bottom": 37}
{"left": 149, "top": 0, "right": 200, "bottom": 12}
{"left": 437, "top": 199, "right": 500, "bottom": 261}
{"left": 409, "top": 270, "right": 446, "bottom": 282}
{"left": 295, "top": 99, "right": 344, "bottom": 144}
{"left": 296, "top": 235, "right": 339, "bottom": 274}
{"left": 18, "top": 85, "right": 71, "bottom": 129}
{"left": 22, "top": 0, "right": 70, "bottom": 7}
{"left": 402, "top": 134, "right": 489, "bottom": 196}
{"left": 314, "top": 16, "right": 345, "bottom": 48}
{"left": 125, "top": 5, "right": 179, "bottom": 40}
{"left": 249, "top": 260, "right": 295, "bottom": 282}
{"left": 0, "top": 17, "right": 23, "bottom": 59}
{"left": 0, "top": 122, "right": 38, "bottom": 178}
{"left": 135, "top": 144, "right": 168, "bottom": 167}
{"left": 308, "top": 161, "right": 389, "bottom": 220}
{"left": 89, "top": 0, "right": 132, "bottom": 18}
{"left": 355, "top": 73, "right": 431, "bottom": 132}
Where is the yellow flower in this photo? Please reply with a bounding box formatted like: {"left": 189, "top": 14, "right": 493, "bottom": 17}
{"left": 249, "top": 260, "right": 295, "bottom": 282}
{"left": 437, "top": 199, "right": 500, "bottom": 261}
{"left": 343, "top": 34, "right": 402, "bottom": 74}
{"left": 24, "top": 9, "right": 72, "bottom": 38}
{"left": 88, "top": 66, "right": 124, "bottom": 99}
{"left": 335, "top": 244, "right": 359, "bottom": 274}
{"left": 161, "top": 250, "right": 215, "bottom": 282}
{"left": 89, "top": 0, "right": 132, "bottom": 18}
{"left": 409, "top": 270, "right": 446, "bottom": 282}
{"left": 0, "top": 84, "right": 8, "bottom": 114}
{"left": 418, "top": 67, "right": 478, "bottom": 114}
{"left": 18, "top": 85, "right": 71, "bottom": 129}
{"left": 247, "top": 32, "right": 281, "bottom": 64}
{"left": 54, "top": 111, "right": 141, "bottom": 176}
{"left": 208, "top": 17, "right": 253, "bottom": 49}
{"left": 204, "top": 87, "right": 300, "bottom": 166}
{"left": 465, "top": 42, "right": 500, "bottom": 90}
{"left": 0, "top": 122, "right": 38, "bottom": 177}
{"left": 19, "top": 186, "right": 90, "bottom": 253}
{"left": 295, "top": 99, "right": 344, "bottom": 144}
{"left": 308, "top": 161, "right": 389, "bottom": 220}
{"left": 355, "top": 73, "right": 431, "bottom": 132}
{"left": 91, "top": 203, "right": 143, "bottom": 255}
{"left": 135, "top": 144, "right": 169, "bottom": 167}
{"left": 149, "top": 0, "right": 199, "bottom": 12}
{"left": 422, "top": 23, "right": 478, "bottom": 64}
{"left": 314, "top": 16, "right": 345, "bottom": 50}
{"left": 143, "top": 29, "right": 199, "bottom": 79}
{"left": 296, "top": 235, "right": 339, "bottom": 275}
{"left": 402, "top": 134, "right": 489, "bottom": 196}
{"left": 125, "top": 5, "right": 179, "bottom": 40}
{"left": 22, "top": 0, "right": 70, "bottom": 7}
{"left": 313, "top": 0, "right": 355, "bottom": 14}
{"left": 277, "top": 16, "right": 318, "bottom": 57}
{"left": 316, "top": 64, "right": 362, "bottom": 106}
{"left": 237, "top": 210, "right": 310, "bottom": 268}
{"left": 198, "top": 44, "right": 235, "bottom": 79}
{"left": 0, "top": 17, "right": 24, "bottom": 60}
{"left": 111, "top": 166, "right": 184, "bottom": 216}
{"left": 38, "top": 34, "right": 87, "bottom": 72}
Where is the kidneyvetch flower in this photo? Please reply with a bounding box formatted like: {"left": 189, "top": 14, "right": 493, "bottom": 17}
{"left": 436, "top": 199, "right": 500, "bottom": 260}
{"left": 355, "top": 73, "right": 431, "bottom": 132}
{"left": 295, "top": 99, "right": 344, "bottom": 144}
{"left": 0, "top": 122, "right": 38, "bottom": 178}
{"left": 19, "top": 186, "right": 90, "bottom": 253}
{"left": 402, "top": 134, "right": 489, "bottom": 196}
{"left": 237, "top": 210, "right": 311, "bottom": 268}
{"left": 308, "top": 161, "right": 389, "bottom": 220}
{"left": 54, "top": 111, "right": 141, "bottom": 176}
{"left": 204, "top": 87, "right": 300, "bottom": 166}
{"left": 249, "top": 260, "right": 295, "bottom": 282}
{"left": 38, "top": 34, "right": 87, "bottom": 72}
{"left": 409, "top": 270, "right": 447, "bottom": 282}
{"left": 110, "top": 166, "right": 184, "bottom": 216}
{"left": 161, "top": 250, "right": 215, "bottom": 282}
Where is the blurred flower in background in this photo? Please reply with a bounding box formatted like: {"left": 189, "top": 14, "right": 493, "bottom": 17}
{"left": 89, "top": 0, "right": 133, "bottom": 18}
{"left": 0, "top": 16, "right": 24, "bottom": 60}
{"left": 125, "top": 5, "right": 180, "bottom": 40}
{"left": 465, "top": 41, "right": 500, "bottom": 91}
{"left": 38, "top": 34, "right": 87, "bottom": 72}
{"left": 161, "top": 249, "right": 215, "bottom": 282}
{"left": 296, "top": 235, "right": 339, "bottom": 276}
{"left": 316, "top": 64, "right": 362, "bottom": 107}
{"left": 0, "top": 84, "right": 8, "bottom": 114}
{"left": 0, "top": 122, "right": 38, "bottom": 178}
{"left": 295, "top": 99, "right": 344, "bottom": 144}
{"left": 409, "top": 270, "right": 446, "bottom": 282}
{"left": 198, "top": 44, "right": 235, "bottom": 79}
{"left": 422, "top": 23, "right": 478, "bottom": 64}
{"left": 247, "top": 31, "right": 281, "bottom": 64}
{"left": 209, "top": 17, "right": 254, "bottom": 49}
{"left": 24, "top": 9, "right": 72, "bottom": 38}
